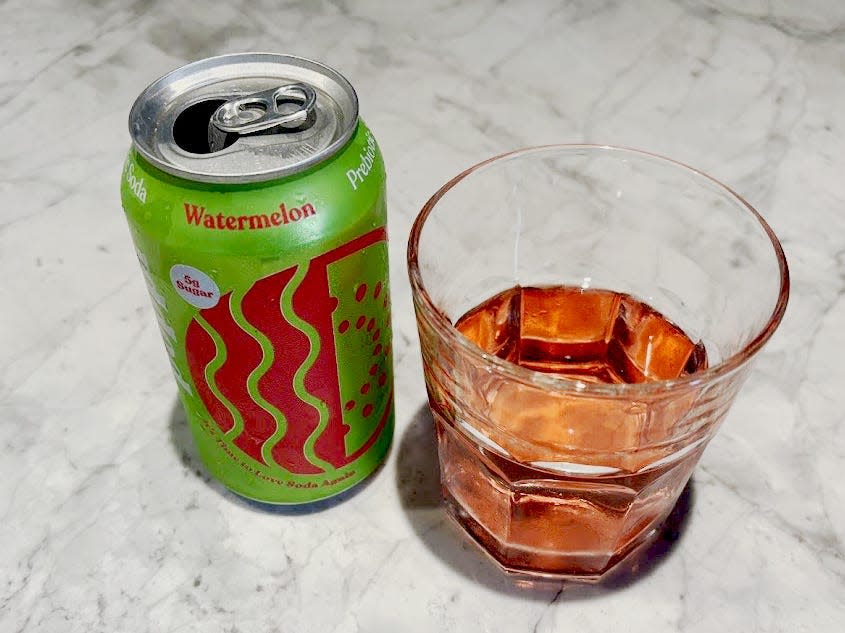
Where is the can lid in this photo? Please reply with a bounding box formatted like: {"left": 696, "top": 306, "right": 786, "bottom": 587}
{"left": 128, "top": 53, "right": 359, "bottom": 183}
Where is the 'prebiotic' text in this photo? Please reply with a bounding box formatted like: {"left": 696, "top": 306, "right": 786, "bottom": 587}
{"left": 346, "top": 130, "right": 377, "bottom": 191}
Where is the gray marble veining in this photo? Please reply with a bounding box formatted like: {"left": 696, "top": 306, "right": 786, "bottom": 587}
{"left": 2, "top": 1, "right": 844, "bottom": 631}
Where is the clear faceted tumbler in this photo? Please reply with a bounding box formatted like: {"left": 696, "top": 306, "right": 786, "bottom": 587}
{"left": 407, "top": 146, "right": 789, "bottom": 582}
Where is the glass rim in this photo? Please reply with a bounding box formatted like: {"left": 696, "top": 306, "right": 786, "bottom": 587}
{"left": 407, "top": 144, "right": 791, "bottom": 396}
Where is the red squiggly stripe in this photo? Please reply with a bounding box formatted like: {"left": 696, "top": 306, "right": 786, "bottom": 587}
{"left": 240, "top": 266, "right": 323, "bottom": 475}
{"left": 185, "top": 320, "right": 235, "bottom": 433}
{"left": 201, "top": 292, "right": 276, "bottom": 465}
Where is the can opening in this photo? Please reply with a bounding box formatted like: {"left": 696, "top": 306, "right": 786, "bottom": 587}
{"left": 173, "top": 99, "right": 238, "bottom": 155}
{"left": 173, "top": 93, "right": 318, "bottom": 155}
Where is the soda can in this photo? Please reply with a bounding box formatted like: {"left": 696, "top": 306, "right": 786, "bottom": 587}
{"left": 121, "top": 53, "right": 393, "bottom": 503}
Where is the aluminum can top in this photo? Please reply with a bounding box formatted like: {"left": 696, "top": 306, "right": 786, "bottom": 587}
{"left": 128, "top": 53, "right": 359, "bottom": 183}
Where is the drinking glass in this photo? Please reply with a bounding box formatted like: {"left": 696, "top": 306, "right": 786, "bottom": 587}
{"left": 407, "top": 145, "right": 789, "bottom": 581}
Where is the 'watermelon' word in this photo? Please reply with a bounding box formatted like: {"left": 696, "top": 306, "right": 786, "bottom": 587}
{"left": 183, "top": 202, "right": 316, "bottom": 230}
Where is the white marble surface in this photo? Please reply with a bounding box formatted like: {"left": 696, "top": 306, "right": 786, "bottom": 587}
{"left": 2, "top": 0, "right": 844, "bottom": 631}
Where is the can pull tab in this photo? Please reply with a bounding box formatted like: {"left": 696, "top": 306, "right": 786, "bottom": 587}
{"left": 211, "top": 83, "right": 317, "bottom": 134}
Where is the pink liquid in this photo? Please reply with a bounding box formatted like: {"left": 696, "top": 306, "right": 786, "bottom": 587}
{"left": 435, "top": 286, "right": 707, "bottom": 578}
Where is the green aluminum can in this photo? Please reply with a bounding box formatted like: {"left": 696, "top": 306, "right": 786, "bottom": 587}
{"left": 121, "top": 53, "right": 392, "bottom": 503}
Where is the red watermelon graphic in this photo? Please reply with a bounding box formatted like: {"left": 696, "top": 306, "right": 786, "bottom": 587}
{"left": 185, "top": 228, "right": 392, "bottom": 474}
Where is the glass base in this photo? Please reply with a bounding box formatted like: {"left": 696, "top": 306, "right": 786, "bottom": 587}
{"left": 435, "top": 414, "right": 699, "bottom": 583}
{"left": 443, "top": 491, "right": 671, "bottom": 583}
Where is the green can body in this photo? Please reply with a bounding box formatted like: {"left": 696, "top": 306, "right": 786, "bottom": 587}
{"left": 121, "top": 121, "right": 393, "bottom": 503}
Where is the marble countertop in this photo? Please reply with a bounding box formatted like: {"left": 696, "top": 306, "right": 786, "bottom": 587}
{"left": 3, "top": 1, "right": 844, "bottom": 631}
